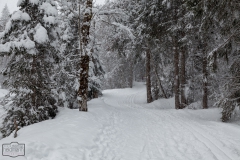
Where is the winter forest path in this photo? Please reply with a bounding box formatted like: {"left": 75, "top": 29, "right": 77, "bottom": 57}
{"left": 100, "top": 82, "right": 240, "bottom": 160}
{"left": 0, "top": 82, "right": 240, "bottom": 160}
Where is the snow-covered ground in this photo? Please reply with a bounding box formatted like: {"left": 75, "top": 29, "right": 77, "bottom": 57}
{"left": 0, "top": 82, "right": 240, "bottom": 160}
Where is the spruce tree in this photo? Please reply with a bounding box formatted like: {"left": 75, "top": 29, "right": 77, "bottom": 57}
{"left": 212, "top": 0, "right": 240, "bottom": 121}
{"left": 0, "top": 4, "right": 10, "bottom": 29}
{"left": 0, "top": 0, "right": 60, "bottom": 137}
{"left": 57, "top": 0, "right": 80, "bottom": 109}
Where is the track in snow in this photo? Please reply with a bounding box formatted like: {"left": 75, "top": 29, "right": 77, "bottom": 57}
{"left": 95, "top": 82, "right": 240, "bottom": 160}
{"left": 0, "top": 82, "right": 240, "bottom": 160}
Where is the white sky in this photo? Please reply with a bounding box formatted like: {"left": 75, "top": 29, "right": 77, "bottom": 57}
{"left": 0, "top": 0, "right": 106, "bottom": 16}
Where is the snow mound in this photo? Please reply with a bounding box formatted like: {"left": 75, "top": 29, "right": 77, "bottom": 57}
{"left": 43, "top": 15, "right": 56, "bottom": 24}
{"left": 40, "top": 2, "right": 58, "bottom": 16}
{"left": 0, "top": 38, "right": 35, "bottom": 53}
{"left": 34, "top": 24, "right": 49, "bottom": 44}
{"left": 12, "top": 11, "right": 31, "bottom": 22}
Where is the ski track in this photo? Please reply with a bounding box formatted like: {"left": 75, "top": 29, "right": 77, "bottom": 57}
{"left": 0, "top": 83, "right": 240, "bottom": 160}
{"left": 101, "top": 83, "right": 240, "bottom": 160}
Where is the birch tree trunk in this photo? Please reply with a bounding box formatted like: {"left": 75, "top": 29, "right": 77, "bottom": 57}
{"left": 78, "top": 0, "right": 93, "bottom": 112}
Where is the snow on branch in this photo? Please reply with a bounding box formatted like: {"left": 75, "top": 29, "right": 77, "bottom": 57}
{"left": 208, "top": 26, "right": 240, "bottom": 57}
{"left": 98, "top": 10, "right": 126, "bottom": 16}
{"left": 101, "top": 20, "right": 135, "bottom": 40}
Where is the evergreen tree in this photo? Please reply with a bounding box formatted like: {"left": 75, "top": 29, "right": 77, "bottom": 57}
{"left": 0, "top": 4, "right": 10, "bottom": 29}
{"left": 57, "top": 0, "right": 80, "bottom": 109}
{"left": 211, "top": 0, "right": 240, "bottom": 121}
{"left": 57, "top": 0, "right": 104, "bottom": 109}
{"left": 0, "top": 0, "right": 60, "bottom": 137}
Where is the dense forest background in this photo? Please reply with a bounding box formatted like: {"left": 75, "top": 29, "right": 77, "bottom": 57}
{"left": 0, "top": 0, "right": 240, "bottom": 137}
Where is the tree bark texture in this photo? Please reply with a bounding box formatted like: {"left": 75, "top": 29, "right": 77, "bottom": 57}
{"left": 180, "top": 48, "right": 186, "bottom": 108}
{"left": 146, "top": 48, "right": 153, "bottom": 103}
{"left": 173, "top": 0, "right": 180, "bottom": 109}
{"left": 174, "top": 40, "right": 180, "bottom": 109}
{"left": 78, "top": 0, "right": 93, "bottom": 112}
{"left": 201, "top": 0, "right": 208, "bottom": 109}
{"left": 202, "top": 47, "right": 208, "bottom": 109}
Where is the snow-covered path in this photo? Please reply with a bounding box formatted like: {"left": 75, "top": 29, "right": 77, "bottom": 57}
{"left": 0, "top": 82, "right": 240, "bottom": 160}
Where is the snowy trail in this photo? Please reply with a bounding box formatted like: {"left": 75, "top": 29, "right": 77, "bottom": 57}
{"left": 0, "top": 82, "right": 240, "bottom": 160}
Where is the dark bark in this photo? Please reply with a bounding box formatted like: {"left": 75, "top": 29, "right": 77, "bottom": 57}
{"left": 172, "top": 0, "right": 180, "bottom": 109}
{"left": 129, "top": 57, "right": 134, "bottom": 88}
{"left": 201, "top": 0, "right": 208, "bottom": 109}
{"left": 78, "top": 0, "right": 93, "bottom": 112}
{"left": 174, "top": 39, "right": 180, "bottom": 109}
{"left": 79, "top": 55, "right": 90, "bottom": 112}
{"left": 180, "top": 48, "right": 186, "bottom": 108}
{"left": 31, "top": 56, "right": 37, "bottom": 107}
{"left": 93, "top": 91, "right": 98, "bottom": 99}
{"left": 202, "top": 47, "right": 208, "bottom": 109}
{"left": 146, "top": 48, "right": 153, "bottom": 103}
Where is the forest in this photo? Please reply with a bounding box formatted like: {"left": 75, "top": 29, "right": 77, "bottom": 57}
{"left": 0, "top": 0, "right": 239, "bottom": 140}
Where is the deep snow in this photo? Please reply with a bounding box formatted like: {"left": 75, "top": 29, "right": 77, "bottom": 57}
{"left": 0, "top": 82, "right": 240, "bottom": 160}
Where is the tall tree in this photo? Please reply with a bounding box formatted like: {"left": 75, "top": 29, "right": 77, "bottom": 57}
{"left": 57, "top": 0, "right": 80, "bottom": 109}
{"left": 211, "top": 0, "right": 240, "bottom": 121}
{"left": 0, "top": 0, "right": 60, "bottom": 137}
{"left": 146, "top": 47, "right": 153, "bottom": 103}
{"left": 78, "top": 0, "right": 93, "bottom": 111}
{"left": 0, "top": 4, "right": 10, "bottom": 29}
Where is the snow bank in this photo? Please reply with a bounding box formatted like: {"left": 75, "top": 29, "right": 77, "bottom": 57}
{"left": 0, "top": 82, "right": 240, "bottom": 160}
{"left": 0, "top": 100, "right": 107, "bottom": 160}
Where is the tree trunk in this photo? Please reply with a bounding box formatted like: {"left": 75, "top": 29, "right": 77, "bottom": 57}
{"left": 201, "top": 0, "right": 208, "bottom": 110}
{"left": 154, "top": 69, "right": 167, "bottom": 99}
{"left": 180, "top": 48, "right": 186, "bottom": 109}
{"left": 174, "top": 38, "right": 180, "bottom": 109}
{"left": 79, "top": 55, "right": 90, "bottom": 111}
{"left": 146, "top": 48, "right": 153, "bottom": 103}
{"left": 78, "top": 0, "right": 93, "bottom": 112}
{"left": 93, "top": 91, "right": 98, "bottom": 98}
{"left": 202, "top": 48, "right": 208, "bottom": 109}
{"left": 129, "top": 57, "right": 134, "bottom": 88}
{"left": 172, "top": 0, "right": 180, "bottom": 109}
